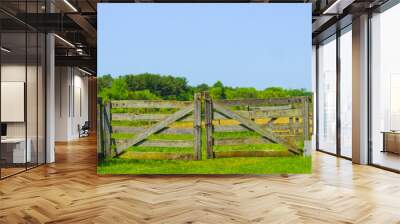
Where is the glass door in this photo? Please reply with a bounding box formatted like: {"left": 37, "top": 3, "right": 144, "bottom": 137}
{"left": 370, "top": 3, "right": 400, "bottom": 171}
{"left": 317, "top": 35, "right": 337, "bottom": 154}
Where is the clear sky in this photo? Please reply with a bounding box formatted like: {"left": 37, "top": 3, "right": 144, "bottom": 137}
{"left": 98, "top": 4, "right": 311, "bottom": 90}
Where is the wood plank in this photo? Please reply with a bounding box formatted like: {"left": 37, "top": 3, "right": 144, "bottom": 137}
{"left": 108, "top": 122, "right": 303, "bottom": 134}
{"left": 215, "top": 97, "right": 305, "bottom": 106}
{"left": 115, "top": 104, "right": 194, "bottom": 155}
{"left": 111, "top": 100, "right": 192, "bottom": 109}
{"left": 303, "top": 97, "right": 310, "bottom": 140}
{"left": 112, "top": 113, "right": 169, "bottom": 121}
{"left": 120, "top": 151, "right": 194, "bottom": 160}
{"left": 249, "top": 104, "right": 292, "bottom": 111}
{"left": 204, "top": 92, "right": 214, "bottom": 159}
{"left": 116, "top": 139, "right": 193, "bottom": 148}
{"left": 214, "top": 150, "right": 290, "bottom": 158}
{"left": 212, "top": 124, "right": 304, "bottom": 132}
{"left": 97, "top": 100, "right": 104, "bottom": 157}
{"left": 265, "top": 117, "right": 277, "bottom": 127}
{"left": 140, "top": 140, "right": 193, "bottom": 147}
{"left": 104, "top": 102, "right": 113, "bottom": 157}
{"left": 210, "top": 109, "right": 303, "bottom": 120}
{"left": 112, "top": 113, "right": 195, "bottom": 122}
{"left": 193, "top": 93, "right": 202, "bottom": 160}
{"left": 214, "top": 137, "right": 270, "bottom": 146}
{"left": 240, "top": 109, "right": 303, "bottom": 119}
{"left": 213, "top": 102, "right": 300, "bottom": 154}
{"left": 113, "top": 126, "right": 193, "bottom": 135}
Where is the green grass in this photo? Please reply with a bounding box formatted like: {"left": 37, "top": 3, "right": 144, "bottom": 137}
{"left": 213, "top": 131, "right": 261, "bottom": 139}
{"left": 97, "top": 156, "right": 312, "bottom": 174}
{"left": 103, "top": 130, "right": 310, "bottom": 174}
{"left": 112, "top": 108, "right": 178, "bottom": 114}
{"left": 214, "top": 143, "right": 286, "bottom": 152}
{"left": 126, "top": 146, "right": 193, "bottom": 153}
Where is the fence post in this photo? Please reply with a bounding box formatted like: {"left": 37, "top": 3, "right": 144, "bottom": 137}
{"left": 107, "top": 102, "right": 115, "bottom": 157}
{"left": 302, "top": 96, "right": 310, "bottom": 141}
{"left": 103, "top": 101, "right": 113, "bottom": 157}
{"left": 204, "top": 92, "right": 214, "bottom": 159}
{"left": 193, "top": 93, "right": 202, "bottom": 160}
{"left": 97, "top": 98, "right": 105, "bottom": 159}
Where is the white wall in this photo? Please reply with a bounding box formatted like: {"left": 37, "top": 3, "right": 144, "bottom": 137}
{"left": 55, "top": 67, "right": 89, "bottom": 141}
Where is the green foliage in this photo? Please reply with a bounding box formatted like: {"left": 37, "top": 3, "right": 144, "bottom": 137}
{"left": 127, "top": 90, "right": 160, "bottom": 100}
{"left": 225, "top": 87, "right": 258, "bottom": 99}
{"left": 98, "top": 73, "right": 312, "bottom": 101}
{"left": 124, "top": 73, "right": 192, "bottom": 100}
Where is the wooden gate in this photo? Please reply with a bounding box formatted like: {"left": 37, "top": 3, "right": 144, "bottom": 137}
{"left": 204, "top": 93, "right": 311, "bottom": 159}
{"left": 111, "top": 93, "right": 202, "bottom": 160}
{"left": 99, "top": 92, "right": 312, "bottom": 160}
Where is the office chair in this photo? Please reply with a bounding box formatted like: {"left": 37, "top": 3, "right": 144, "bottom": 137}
{"left": 79, "top": 121, "right": 90, "bottom": 138}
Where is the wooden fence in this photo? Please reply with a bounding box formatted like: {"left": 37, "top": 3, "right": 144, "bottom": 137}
{"left": 98, "top": 93, "right": 312, "bottom": 160}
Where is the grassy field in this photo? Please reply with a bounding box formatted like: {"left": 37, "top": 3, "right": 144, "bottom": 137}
{"left": 99, "top": 130, "right": 311, "bottom": 174}
{"left": 98, "top": 156, "right": 311, "bottom": 174}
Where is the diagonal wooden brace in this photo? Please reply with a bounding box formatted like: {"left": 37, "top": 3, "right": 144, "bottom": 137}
{"left": 213, "top": 102, "right": 301, "bottom": 154}
{"left": 115, "top": 104, "right": 194, "bottom": 155}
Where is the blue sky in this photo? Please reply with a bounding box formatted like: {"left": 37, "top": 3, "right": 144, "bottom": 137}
{"left": 98, "top": 4, "right": 311, "bottom": 90}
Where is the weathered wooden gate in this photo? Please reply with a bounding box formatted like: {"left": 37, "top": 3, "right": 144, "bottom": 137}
{"left": 111, "top": 93, "right": 202, "bottom": 160}
{"left": 204, "top": 93, "right": 311, "bottom": 158}
{"left": 99, "top": 92, "right": 312, "bottom": 160}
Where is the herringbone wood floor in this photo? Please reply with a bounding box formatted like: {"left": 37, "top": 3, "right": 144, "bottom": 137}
{"left": 1, "top": 135, "right": 400, "bottom": 224}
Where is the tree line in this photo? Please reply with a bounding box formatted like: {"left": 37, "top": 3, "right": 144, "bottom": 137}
{"left": 98, "top": 73, "right": 312, "bottom": 101}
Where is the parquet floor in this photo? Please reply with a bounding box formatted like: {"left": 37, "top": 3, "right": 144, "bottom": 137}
{"left": 1, "top": 135, "right": 400, "bottom": 223}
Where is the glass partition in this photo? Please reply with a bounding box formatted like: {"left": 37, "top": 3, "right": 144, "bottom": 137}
{"left": 317, "top": 35, "right": 337, "bottom": 154}
{"left": 339, "top": 27, "right": 352, "bottom": 158}
{"left": 1, "top": 31, "right": 28, "bottom": 177}
{"left": 0, "top": 1, "right": 46, "bottom": 179}
{"left": 371, "top": 3, "right": 400, "bottom": 171}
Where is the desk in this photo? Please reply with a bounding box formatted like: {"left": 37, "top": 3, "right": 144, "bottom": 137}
{"left": 1, "top": 138, "right": 31, "bottom": 163}
{"left": 382, "top": 131, "right": 400, "bottom": 155}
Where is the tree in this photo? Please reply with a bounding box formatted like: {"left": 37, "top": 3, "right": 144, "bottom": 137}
{"left": 225, "top": 87, "right": 258, "bottom": 99}
{"left": 98, "top": 74, "right": 113, "bottom": 91}
{"left": 97, "top": 73, "right": 311, "bottom": 101}
{"left": 195, "top": 83, "right": 210, "bottom": 92}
